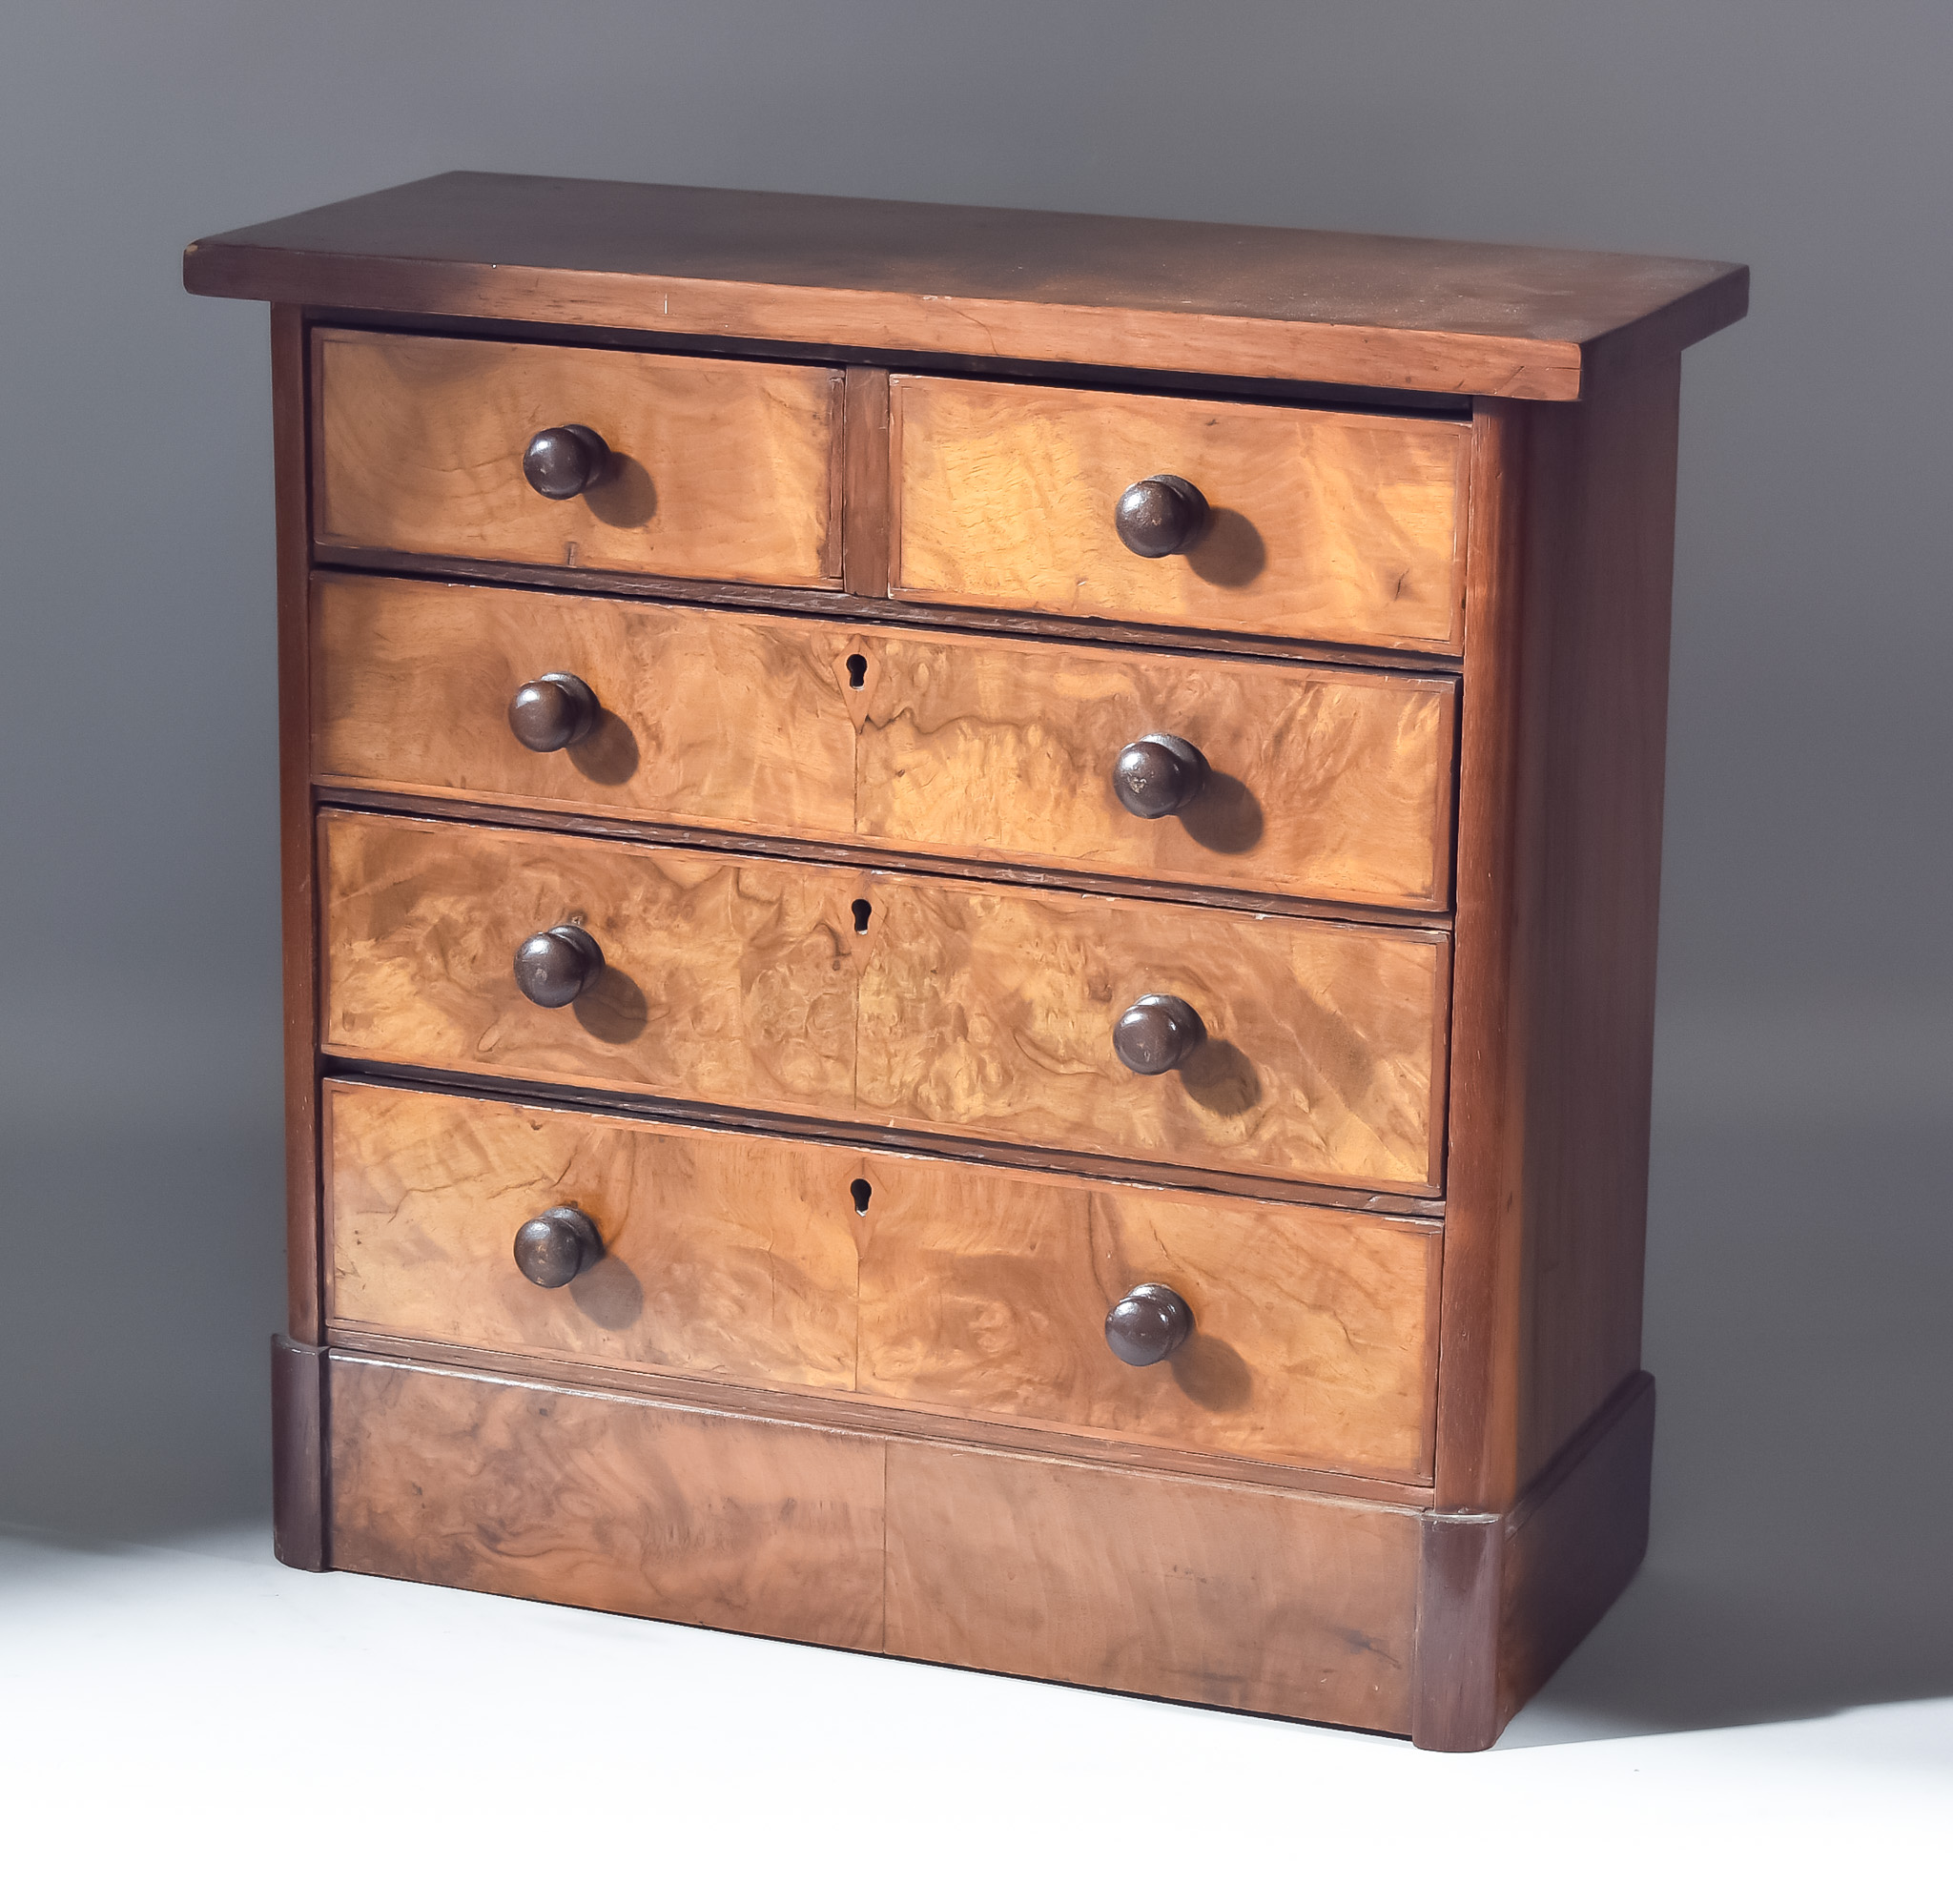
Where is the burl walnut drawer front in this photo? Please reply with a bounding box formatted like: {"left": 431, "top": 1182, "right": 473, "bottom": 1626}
{"left": 891, "top": 377, "right": 1470, "bottom": 652}
{"left": 313, "top": 330, "right": 843, "bottom": 587}
{"left": 319, "top": 809, "right": 1447, "bottom": 1193}
{"left": 312, "top": 574, "right": 1457, "bottom": 910}
{"left": 324, "top": 1080, "right": 1438, "bottom": 1479}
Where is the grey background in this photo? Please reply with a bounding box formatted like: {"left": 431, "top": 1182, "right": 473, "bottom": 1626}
{"left": 3, "top": 3, "right": 1946, "bottom": 1738}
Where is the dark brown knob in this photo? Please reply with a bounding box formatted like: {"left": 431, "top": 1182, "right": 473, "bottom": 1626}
{"left": 523, "top": 424, "right": 611, "bottom": 501}
{"left": 508, "top": 673, "right": 600, "bottom": 752}
{"left": 1113, "top": 734, "right": 1209, "bottom": 818}
{"left": 513, "top": 924, "right": 604, "bottom": 1008}
{"left": 513, "top": 1205, "right": 603, "bottom": 1288}
{"left": 1105, "top": 1282, "right": 1193, "bottom": 1366}
{"left": 1113, "top": 994, "right": 1204, "bottom": 1075}
{"left": 1114, "top": 474, "right": 1208, "bottom": 558}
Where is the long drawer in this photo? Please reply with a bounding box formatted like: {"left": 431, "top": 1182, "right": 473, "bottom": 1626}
{"left": 313, "top": 330, "right": 844, "bottom": 587}
{"left": 324, "top": 1079, "right": 1439, "bottom": 1480}
{"left": 327, "top": 1348, "right": 1423, "bottom": 1729}
{"left": 312, "top": 573, "right": 1457, "bottom": 911}
{"left": 890, "top": 375, "right": 1470, "bottom": 652}
{"left": 319, "top": 809, "right": 1449, "bottom": 1194}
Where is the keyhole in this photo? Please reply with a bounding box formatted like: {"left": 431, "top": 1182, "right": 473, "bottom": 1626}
{"left": 852, "top": 898, "right": 872, "bottom": 934}
{"left": 845, "top": 653, "right": 867, "bottom": 689}
{"left": 850, "top": 1177, "right": 873, "bottom": 1215}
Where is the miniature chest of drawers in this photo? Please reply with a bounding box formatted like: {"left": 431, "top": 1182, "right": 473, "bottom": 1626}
{"left": 186, "top": 174, "right": 1744, "bottom": 1750}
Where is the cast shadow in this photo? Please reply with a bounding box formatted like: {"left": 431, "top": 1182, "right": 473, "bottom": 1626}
{"left": 1185, "top": 509, "right": 1265, "bottom": 589}
{"left": 585, "top": 455, "right": 655, "bottom": 529}
{"left": 1170, "top": 1334, "right": 1252, "bottom": 1413}
{"left": 1178, "top": 1038, "right": 1260, "bottom": 1117}
{"left": 1181, "top": 772, "right": 1264, "bottom": 854}
{"left": 568, "top": 708, "right": 640, "bottom": 788}
{"left": 573, "top": 965, "right": 649, "bottom": 1045}
{"left": 569, "top": 1255, "right": 646, "bottom": 1332}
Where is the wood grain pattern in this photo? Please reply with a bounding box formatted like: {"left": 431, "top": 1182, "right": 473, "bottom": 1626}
{"left": 328, "top": 1353, "right": 886, "bottom": 1648}
{"left": 857, "top": 876, "right": 1449, "bottom": 1193}
{"left": 323, "top": 1076, "right": 1436, "bottom": 1478}
{"left": 314, "top": 329, "right": 843, "bottom": 586}
{"left": 855, "top": 1149, "right": 1438, "bottom": 1479}
{"left": 885, "top": 1442, "right": 1421, "bottom": 1729}
{"left": 854, "top": 624, "right": 1456, "bottom": 908}
{"left": 312, "top": 574, "right": 857, "bottom": 839}
{"left": 321, "top": 810, "right": 1447, "bottom": 1191}
{"left": 891, "top": 377, "right": 1469, "bottom": 652}
{"left": 186, "top": 172, "right": 1749, "bottom": 401}
{"left": 313, "top": 572, "right": 1457, "bottom": 910}
{"left": 319, "top": 809, "right": 861, "bottom": 1116}
{"left": 324, "top": 1079, "right": 860, "bottom": 1392}
{"left": 1438, "top": 359, "right": 1682, "bottom": 1507}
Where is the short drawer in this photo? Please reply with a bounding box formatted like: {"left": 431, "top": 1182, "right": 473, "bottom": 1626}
{"left": 323, "top": 1079, "right": 1438, "bottom": 1480}
{"left": 319, "top": 810, "right": 1447, "bottom": 1193}
{"left": 313, "top": 573, "right": 1457, "bottom": 910}
{"left": 891, "top": 376, "right": 1470, "bottom": 652}
{"left": 313, "top": 329, "right": 844, "bottom": 587}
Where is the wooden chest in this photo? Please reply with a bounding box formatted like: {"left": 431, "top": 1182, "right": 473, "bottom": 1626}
{"left": 186, "top": 174, "right": 1745, "bottom": 1749}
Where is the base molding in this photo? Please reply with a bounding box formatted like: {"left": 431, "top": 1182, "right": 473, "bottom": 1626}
{"left": 282, "top": 1338, "right": 1653, "bottom": 1744}
{"left": 1411, "top": 1372, "right": 1655, "bottom": 1749}
{"left": 270, "top": 1334, "right": 328, "bottom": 1571}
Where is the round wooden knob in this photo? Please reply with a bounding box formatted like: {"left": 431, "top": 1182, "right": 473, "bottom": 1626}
{"left": 508, "top": 673, "right": 600, "bottom": 752}
{"left": 1114, "top": 474, "right": 1208, "bottom": 558}
{"left": 1113, "top": 994, "right": 1205, "bottom": 1075}
{"left": 513, "top": 924, "right": 604, "bottom": 1008}
{"left": 522, "top": 424, "right": 611, "bottom": 500}
{"left": 1105, "top": 1282, "right": 1193, "bottom": 1366}
{"left": 1113, "top": 734, "right": 1209, "bottom": 818}
{"left": 513, "top": 1205, "right": 603, "bottom": 1288}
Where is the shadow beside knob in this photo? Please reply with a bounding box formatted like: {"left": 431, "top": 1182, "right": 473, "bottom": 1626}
{"left": 513, "top": 924, "right": 605, "bottom": 1008}
{"left": 523, "top": 424, "right": 611, "bottom": 501}
{"left": 509, "top": 672, "right": 600, "bottom": 752}
{"left": 1105, "top": 1282, "right": 1194, "bottom": 1366}
{"left": 1114, "top": 474, "right": 1208, "bottom": 558}
{"left": 1114, "top": 734, "right": 1209, "bottom": 818}
{"left": 514, "top": 1205, "right": 604, "bottom": 1288}
{"left": 1113, "top": 993, "right": 1205, "bottom": 1075}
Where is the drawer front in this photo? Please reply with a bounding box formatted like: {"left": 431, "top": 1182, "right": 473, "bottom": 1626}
{"left": 853, "top": 1144, "right": 1437, "bottom": 1479}
{"left": 323, "top": 1080, "right": 1437, "bottom": 1478}
{"left": 314, "top": 574, "right": 1456, "bottom": 911}
{"left": 885, "top": 1443, "right": 1419, "bottom": 1729}
{"left": 858, "top": 876, "right": 1447, "bottom": 1194}
{"left": 314, "top": 330, "right": 843, "bottom": 587}
{"left": 329, "top": 1353, "right": 886, "bottom": 1650}
{"left": 324, "top": 1080, "right": 860, "bottom": 1393}
{"left": 319, "top": 809, "right": 861, "bottom": 1123}
{"left": 320, "top": 810, "right": 1447, "bottom": 1193}
{"left": 891, "top": 377, "right": 1469, "bottom": 652}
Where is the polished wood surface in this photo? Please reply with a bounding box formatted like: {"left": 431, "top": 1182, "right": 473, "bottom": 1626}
{"left": 853, "top": 623, "right": 1457, "bottom": 908}
{"left": 272, "top": 307, "right": 322, "bottom": 1344}
{"left": 885, "top": 1443, "right": 1420, "bottom": 1729}
{"left": 1438, "top": 359, "right": 1683, "bottom": 1508}
{"left": 326, "top": 1077, "right": 1436, "bottom": 1477}
{"left": 329, "top": 1353, "right": 886, "bottom": 1648}
{"left": 187, "top": 172, "right": 1749, "bottom": 400}
{"left": 324, "top": 1080, "right": 859, "bottom": 1392}
{"left": 270, "top": 1334, "right": 325, "bottom": 1570}
{"left": 313, "top": 329, "right": 844, "bottom": 586}
{"left": 315, "top": 573, "right": 1456, "bottom": 910}
{"left": 857, "top": 874, "right": 1448, "bottom": 1192}
{"left": 855, "top": 1148, "right": 1438, "bottom": 1479}
{"left": 321, "top": 810, "right": 1446, "bottom": 1190}
{"left": 891, "top": 377, "right": 1470, "bottom": 652}
{"left": 319, "top": 809, "right": 860, "bottom": 1120}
